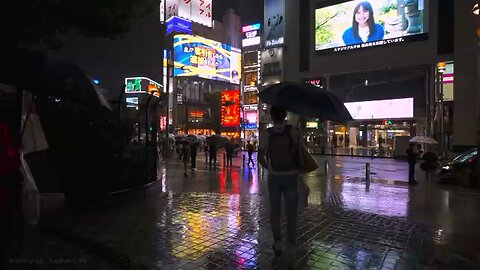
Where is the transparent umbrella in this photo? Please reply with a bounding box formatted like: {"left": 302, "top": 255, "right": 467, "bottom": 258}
{"left": 409, "top": 136, "right": 438, "bottom": 144}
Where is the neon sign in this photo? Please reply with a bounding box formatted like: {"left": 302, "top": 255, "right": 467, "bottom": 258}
{"left": 166, "top": 16, "right": 192, "bottom": 35}
{"left": 242, "top": 23, "right": 261, "bottom": 32}
{"left": 125, "top": 77, "right": 162, "bottom": 97}
{"left": 221, "top": 90, "right": 240, "bottom": 127}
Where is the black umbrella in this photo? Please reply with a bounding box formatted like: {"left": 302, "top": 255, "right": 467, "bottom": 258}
{"left": 258, "top": 82, "right": 353, "bottom": 123}
{"left": 1, "top": 47, "right": 102, "bottom": 108}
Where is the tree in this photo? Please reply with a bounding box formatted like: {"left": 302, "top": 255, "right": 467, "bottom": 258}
{"left": 204, "top": 91, "right": 222, "bottom": 134}
{"left": 1, "top": 0, "right": 155, "bottom": 50}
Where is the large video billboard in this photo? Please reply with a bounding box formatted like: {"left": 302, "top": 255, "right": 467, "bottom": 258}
{"left": 173, "top": 34, "right": 242, "bottom": 84}
{"left": 344, "top": 98, "right": 414, "bottom": 120}
{"left": 315, "top": 0, "right": 428, "bottom": 53}
{"left": 264, "top": 0, "right": 285, "bottom": 47}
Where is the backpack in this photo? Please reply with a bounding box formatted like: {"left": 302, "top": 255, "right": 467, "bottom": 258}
{"left": 267, "top": 125, "right": 298, "bottom": 171}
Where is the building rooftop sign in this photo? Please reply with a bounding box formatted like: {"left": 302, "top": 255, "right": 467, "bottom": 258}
{"left": 125, "top": 77, "right": 162, "bottom": 97}
{"left": 162, "top": 0, "right": 212, "bottom": 28}
{"left": 166, "top": 16, "right": 192, "bottom": 35}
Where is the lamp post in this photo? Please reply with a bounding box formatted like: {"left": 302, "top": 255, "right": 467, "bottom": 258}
{"left": 473, "top": 0, "right": 480, "bottom": 183}
{"left": 436, "top": 62, "right": 446, "bottom": 158}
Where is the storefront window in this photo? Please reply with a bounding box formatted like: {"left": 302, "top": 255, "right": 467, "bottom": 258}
{"left": 243, "top": 51, "right": 258, "bottom": 67}
{"left": 244, "top": 71, "right": 258, "bottom": 87}
{"left": 243, "top": 92, "right": 258, "bottom": 105}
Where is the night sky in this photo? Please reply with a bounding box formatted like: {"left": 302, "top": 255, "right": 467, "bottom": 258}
{"left": 213, "top": 0, "right": 263, "bottom": 26}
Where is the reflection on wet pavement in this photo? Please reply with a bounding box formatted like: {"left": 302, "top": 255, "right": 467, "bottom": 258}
{"left": 18, "top": 155, "right": 480, "bottom": 270}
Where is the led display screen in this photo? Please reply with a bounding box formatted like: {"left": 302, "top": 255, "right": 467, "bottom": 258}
{"left": 315, "top": 0, "right": 428, "bottom": 53}
{"left": 221, "top": 90, "right": 240, "bottom": 127}
{"left": 174, "top": 34, "right": 242, "bottom": 84}
{"left": 344, "top": 97, "right": 414, "bottom": 120}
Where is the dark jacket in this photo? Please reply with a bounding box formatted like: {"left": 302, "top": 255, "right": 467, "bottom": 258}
{"left": 406, "top": 148, "right": 419, "bottom": 164}
{"left": 225, "top": 142, "right": 235, "bottom": 155}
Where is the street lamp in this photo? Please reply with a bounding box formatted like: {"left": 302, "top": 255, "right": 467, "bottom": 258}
{"left": 436, "top": 62, "right": 446, "bottom": 158}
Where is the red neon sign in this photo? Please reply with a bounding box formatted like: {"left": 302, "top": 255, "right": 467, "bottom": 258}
{"left": 221, "top": 90, "right": 240, "bottom": 127}
{"left": 159, "top": 116, "right": 167, "bottom": 131}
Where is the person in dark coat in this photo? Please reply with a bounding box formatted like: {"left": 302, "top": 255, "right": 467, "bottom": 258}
{"left": 225, "top": 139, "right": 235, "bottom": 167}
{"left": 208, "top": 139, "right": 218, "bottom": 171}
{"left": 406, "top": 143, "right": 419, "bottom": 185}
{"left": 246, "top": 140, "right": 255, "bottom": 167}
{"left": 181, "top": 141, "right": 190, "bottom": 177}
{"left": 190, "top": 140, "right": 198, "bottom": 171}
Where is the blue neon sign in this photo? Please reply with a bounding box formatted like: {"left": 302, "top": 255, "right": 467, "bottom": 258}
{"left": 242, "top": 23, "right": 261, "bottom": 33}
{"left": 243, "top": 123, "right": 258, "bottom": 129}
{"left": 166, "top": 16, "right": 192, "bottom": 36}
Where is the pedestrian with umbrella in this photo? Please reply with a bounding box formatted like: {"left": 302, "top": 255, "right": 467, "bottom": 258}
{"left": 409, "top": 136, "right": 439, "bottom": 184}
{"left": 406, "top": 143, "right": 420, "bottom": 185}
{"left": 224, "top": 138, "right": 235, "bottom": 167}
{"left": 180, "top": 140, "right": 190, "bottom": 177}
{"left": 207, "top": 136, "right": 219, "bottom": 171}
{"left": 257, "top": 82, "right": 352, "bottom": 266}
{"left": 188, "top": 136, "right": 199, "bottom": 171}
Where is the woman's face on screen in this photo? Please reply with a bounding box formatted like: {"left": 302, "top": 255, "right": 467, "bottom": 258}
{"left": 355, "top": 6, "right": 370, "bottom": 27}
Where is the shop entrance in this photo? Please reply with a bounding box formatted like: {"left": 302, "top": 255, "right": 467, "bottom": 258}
{"left": 328, "top": 120, "right": 416, "bottom": 157}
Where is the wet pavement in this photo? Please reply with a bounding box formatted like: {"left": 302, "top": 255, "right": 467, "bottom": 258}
{"left": 7, "top": 153, "right": 480, "bottom": 269}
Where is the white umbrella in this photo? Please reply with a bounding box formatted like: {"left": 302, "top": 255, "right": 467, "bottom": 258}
{"left": 21, "top": 91, "right": 49, "bottom": 154}
{"left": 409, "top": 136, "right": 438, "bottom": 144}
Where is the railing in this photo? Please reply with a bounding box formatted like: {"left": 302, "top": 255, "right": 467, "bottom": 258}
{"left": 308, "top": 146, "right": 395, "bottom": 158}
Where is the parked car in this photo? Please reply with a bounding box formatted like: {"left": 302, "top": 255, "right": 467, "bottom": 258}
{"left": 439, "top": 148, "right": 477, "bottom": 181}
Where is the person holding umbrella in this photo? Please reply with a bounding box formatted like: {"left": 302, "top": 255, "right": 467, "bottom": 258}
{"left": 208, "top": 136, "right": 218, "bottom": 171}
{"left": 225, "top": 139, "right": 235, "bottom": 167}
{"left": 181, "top": 140, "right": 190, "bottom": 177}
{"left": 189, "top": 138, "right": 199, "bottom": 171}
{"left": 258, "top": 82, "right": 353, "bottom": 265}
{"left": 258, "top": 106, "right": 301, "bottom": 265}
{"left": 406, "top": 143, "right": 419, "bottom": 185}
{"left": 408, "top": 135, "right": 439, "bottom": 185}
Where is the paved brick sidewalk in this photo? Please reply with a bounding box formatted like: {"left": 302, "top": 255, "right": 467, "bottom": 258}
{"left": 9, "top": 160, "right": 480, "bottom": 270}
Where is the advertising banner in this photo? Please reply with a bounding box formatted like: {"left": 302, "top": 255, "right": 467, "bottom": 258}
{"left": 242, "top": 23, "right": 261, "bottom": 47}
{"left": 315, "top": 0, "right": 428, "bottom": 53}
{"left": 165, "top": 0, "right": 178, "bottom": 18}
{"left": 244, "top": 71, "right": 259, "bottom": 92}
{"left": 244, "top": 110, "right": 258, "bottom": 125}
{"left": 221, "top": 90, "right": 241, "bottom": 127}
{"left": 178, "top": 0, "right": 191, "bottom": 19}
{"left": 173, "top": 34, "right": 242, "bottom": 84}
{"left": 160, "top": 0, "right": 165, "bottom": 22}
{"left": 163, "top": 0, "right": 212, "bottom": 27}
{"left": 191, "top": 0, "right": 213, "bottom": 27}
{"left": 125, "top": 77, "right": 162, "bottom": 97}
{"left": 264, "top": 0, "right": 285, "bottom": 48}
